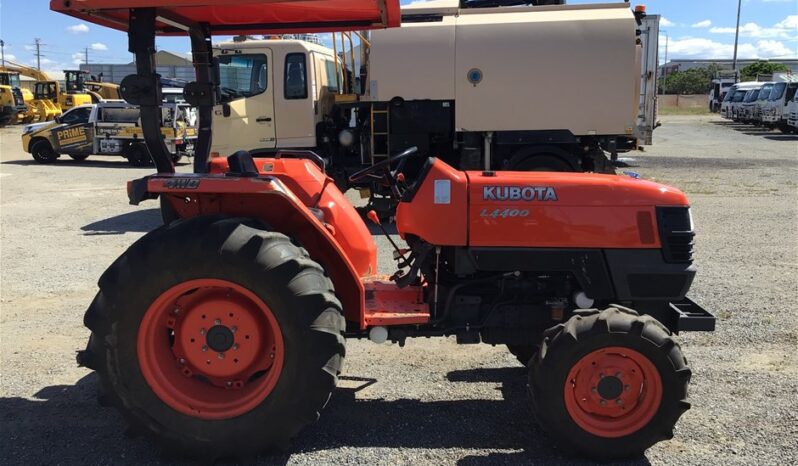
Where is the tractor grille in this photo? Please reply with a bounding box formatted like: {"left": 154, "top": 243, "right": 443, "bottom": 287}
{"left": 656, "top": 206, "right": 695, "bottom": 263}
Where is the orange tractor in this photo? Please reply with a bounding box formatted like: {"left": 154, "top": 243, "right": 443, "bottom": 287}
{"left": 52, "top": 0, "right": 714, "bottom": 462}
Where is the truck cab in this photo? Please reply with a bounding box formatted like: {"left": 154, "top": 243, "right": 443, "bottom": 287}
{"left": 751, "top": 82, "right": 774, "bottom": 125}
{"left": 210, "top": 40, "right": 339, "bottom": 158}
{"left": 787, "top": 89, "right": 798, "bottom": 131}
{"left": 761, "top": 81, "right": 798, "bottom": 132}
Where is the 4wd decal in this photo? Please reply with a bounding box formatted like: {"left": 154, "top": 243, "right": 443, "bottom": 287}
{"left": 56, "top": 127, "right": 88, "bottom": 146}
{"left": 483, "top": 186, "right": 558, "bottom": 202}
{"left": 164, "top": 178, "right": 200, "bottom": 189}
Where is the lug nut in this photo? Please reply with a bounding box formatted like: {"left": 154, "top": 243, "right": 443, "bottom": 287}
{"left": 600, "top": 400, "right": 606, "bottom": 406}
{"left": 232, "top": 344, "right": 239, "bottom": 351}
{"left": 172, "top": 308, "right": 180, "bottom": 315}
{"left": 179, "top": 358, "right": 186, "bottom": 364}
{"left": 616, "top": 399, "right": 624, "bottom": 406}
{"left": 226, "top": 381, "right": 232, "bottom": 387}
{"left": 591, "top": 387, "right": 597, "bottom": 393}
{"left": 199, "top": 328, "right": 206, "bottom": 336}
{"left": 230, "top": 326, "right": 237, "bottom": 333}
{"left": 214, "top": 319, "right": 221, "bottom": 325}
{"left": 218, "top": 353, "right": 225, "bottom": 359}
{"left": 201, "top": 345, "right": 208, "bottom": 352}
{"left": 624, "top": 385, "right": 630, "bottom": 391}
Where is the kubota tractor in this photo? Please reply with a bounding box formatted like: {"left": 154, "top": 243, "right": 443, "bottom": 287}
{"left": 52, "top": 0, "right": 715, "bottom": 462}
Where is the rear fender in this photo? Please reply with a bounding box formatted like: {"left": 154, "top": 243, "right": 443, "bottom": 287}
{"left": 129, "top": 174, "right": 367, "bottom": 328}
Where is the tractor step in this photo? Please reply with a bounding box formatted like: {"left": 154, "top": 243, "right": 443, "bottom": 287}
{"left": 363, "top": 279, "right": 429, "bottom": 326}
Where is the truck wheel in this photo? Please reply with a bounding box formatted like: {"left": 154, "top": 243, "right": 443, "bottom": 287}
{"left": 125, "top": 143, "right": 153, "bottom": 167}
{"left": 510, "top": 154, "right": 574, "bottom": 172}
{"left": 171, "top": 153, "right": 183, "bottom": 165}
{"left": 529, "top": 308, "right": 691, "bottom": 460}
{"left": 507, "top": 345, "right": 537, "bottom": 366}
{"left": 69, "top": 154, "right": 90, "bottom": 161}
{"left": 82, "top": 216, "right": 346, "bottom": 460}
{"left": 30, "top": 140, "right": 59, "bottom": 163}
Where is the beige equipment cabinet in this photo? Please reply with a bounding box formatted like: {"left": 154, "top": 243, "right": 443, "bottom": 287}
{"left": 210, "top": 2, "right": 652, "bottom": 185}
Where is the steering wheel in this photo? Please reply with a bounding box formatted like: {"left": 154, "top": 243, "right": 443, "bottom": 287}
{"left": 348, "top": 146, "right": 419, "bottom": 184}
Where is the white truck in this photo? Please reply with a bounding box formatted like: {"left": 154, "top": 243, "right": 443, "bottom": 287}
{"left": 760, "top": 77, "right": 798, "bottom": 133}
{"left": 208, "top": 1, "right": 657, "bottom": 187}
{"left": 787, "top": 89, "right": 798, "bottom": 131}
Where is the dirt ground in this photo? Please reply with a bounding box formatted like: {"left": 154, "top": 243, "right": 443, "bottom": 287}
{"left": 1, "top": 115, "right": 796, "bottom": 465}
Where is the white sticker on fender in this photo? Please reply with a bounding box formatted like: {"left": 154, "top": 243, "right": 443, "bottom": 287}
{"left": 434, "top": 179, "right": 451, "bottom": 204}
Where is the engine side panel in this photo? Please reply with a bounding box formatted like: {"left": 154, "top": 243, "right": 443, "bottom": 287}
{"left": 467, "top": 170, "right": 689, "bottom": 248}
{"left": 396, "top": 158, "right": 468, "bottom": 245}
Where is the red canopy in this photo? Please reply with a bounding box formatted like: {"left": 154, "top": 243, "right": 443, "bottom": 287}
{"left": 50, "top": 0, "right": 401, "bottom": 35}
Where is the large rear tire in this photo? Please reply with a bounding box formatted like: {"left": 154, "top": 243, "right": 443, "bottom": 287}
{"left": 529, "top": 308, "right": 691, "bottom": 460}
{"left": 125, "top": 142, "right": 153, "bottom": 167}
{"left": 80, "top": 216, "right": 346, "bottom": 460}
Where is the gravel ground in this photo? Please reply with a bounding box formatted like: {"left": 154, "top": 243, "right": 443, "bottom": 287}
{"left": 1, "top": 115, "right": 796, "bottom": 465}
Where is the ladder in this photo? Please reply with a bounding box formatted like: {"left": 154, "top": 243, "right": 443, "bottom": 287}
{"left": 370, "top": 103, "right": 390, "bottom": 164}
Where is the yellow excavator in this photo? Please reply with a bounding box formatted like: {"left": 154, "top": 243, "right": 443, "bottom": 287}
{"left": 3, "top": 61, "right": 96, "bottom": 120}
{"left": 0, "top": 69, "right": 37, "bottom": 123}
{"left": 66, "top": 70, "right": 121, "bottom": 100}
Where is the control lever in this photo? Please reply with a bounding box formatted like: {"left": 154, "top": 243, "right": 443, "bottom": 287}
{"left": 366, "top": 210, "right": 408, "bottom": 265}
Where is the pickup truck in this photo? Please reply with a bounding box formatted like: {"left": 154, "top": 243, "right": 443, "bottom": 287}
{"left": 21, "top": 101, "right": 196, "bottom": 166}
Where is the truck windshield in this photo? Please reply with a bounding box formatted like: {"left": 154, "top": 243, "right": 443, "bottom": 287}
{"left": 732, "top": 91, "right": 747, "bottom": 102}
{"left": 723, "top": 89, "right": 737, "bottom": 102}
{"left": 217, "top": 53, "right": 268, "bottom": 104}
{"left": 757, "top": 84, "right": 774, "bottom": 100}
{"left": 743, "top": 90, "right": 760, "bottom": 103}
{"left": 768, "top": 82, "right": 787, "bottom": 101}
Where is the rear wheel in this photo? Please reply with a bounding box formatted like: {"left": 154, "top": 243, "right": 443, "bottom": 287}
{"left": 30, "top": 139, "right": 58, "bottom": 163}
{"left": 125, "top": 143, "right": 152, "bottom": 167}
{"left": 529, "top": 308, "right": 691, "bottom": 460}
{"left": 69, "top": 153, "right": 90, "bottom": 161}
{"left": 81, "top": 216, "right": 346, "bottom": 460}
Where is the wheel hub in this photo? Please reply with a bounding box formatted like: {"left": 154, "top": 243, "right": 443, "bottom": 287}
{"left": 596, "top": 375, "right": 624, "bottom": 400}
{"left": 137, "top": 279, "right": 284, "bottom": 420}
{"left": 206, "top": 325, "right": 235, "bottom": 352}
{"left": 563, "top": 346, "right": 663, "bottom": 438}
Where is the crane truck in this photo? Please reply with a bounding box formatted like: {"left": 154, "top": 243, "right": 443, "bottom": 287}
{"left": 206, "top": 0, "right": 659, "bottom": 196}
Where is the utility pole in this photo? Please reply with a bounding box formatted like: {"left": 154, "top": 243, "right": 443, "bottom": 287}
{"left": 732, "top": 0, "right": 742, "bottom": 72}
{"left": 84, "top": 47, "right": 89, "bottom": 65}
{"left": 0, "top": 40, "right": 5, "bottom": 66}
{"left": 34, "top": 38, "right": 43, "bottom": 70}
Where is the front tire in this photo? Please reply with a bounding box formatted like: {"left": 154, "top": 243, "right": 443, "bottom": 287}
{"left": 30, "top": 140, "right": 58, "bottom": 163}
{"left": 82, "top": 216, "right": 346, "bottom": 460}
{"left": 69, "top": 154, "right": 90, "bottom": 161}
{"left": 530, "top": 308, "right": 691, "bottom": 460}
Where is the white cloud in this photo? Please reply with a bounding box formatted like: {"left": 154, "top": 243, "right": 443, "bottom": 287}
{"left": 3, "top": 54, "right": 17, "bottom": 62}
{"left": 67, "top": 23, "right": 90, "bottom": 34}
{"left": 660, "top": 36, "right": 796, "bottom": 60}
{"left": 660, "top": 17, "right": 675, "bottom": 27}
{"left": 72, "top": 52, "right": 85, "bottom": 66}
{"left": 710, "top": 15, "right": 798, "bottom": 40}
{"left": 90, "top": 42, "right": 108, "bottom": 51}
{"left": 691, "top": 20, "right": 712, "bottom": 29}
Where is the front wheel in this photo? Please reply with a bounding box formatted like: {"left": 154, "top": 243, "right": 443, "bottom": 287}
{"left": 125, "top": 143, "right": 153, "bottom": 167}
{"left": 81, "top": 216, "right": 346, "bottom": 460}
{"left": 30, "top": 140, "right": 59, "bottom": 163}
{"left": 69, "top": 154, "right": 90, "bottom": 161}
{"left": 529, "top": 308, "right": 691, "bottom": 460}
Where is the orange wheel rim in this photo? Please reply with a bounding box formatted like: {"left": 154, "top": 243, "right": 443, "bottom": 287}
{"left": 563, "top": 346, "right": 662, "bottom": 438}
{"left": 137, "top": 278, "right": 284, "bottom": 420}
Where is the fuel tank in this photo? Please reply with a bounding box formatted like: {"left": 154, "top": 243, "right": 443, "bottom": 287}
{"left": 396, "top": 159, "right": 689, "bottom": 249}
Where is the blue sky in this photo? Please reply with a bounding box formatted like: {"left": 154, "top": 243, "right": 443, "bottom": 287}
{"left": 0, "top": 0, "right": 795, "bottom": 73}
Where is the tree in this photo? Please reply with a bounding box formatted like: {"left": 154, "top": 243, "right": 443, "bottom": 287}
{"left": 660, "top": 67, "right": 713, "bottom": 95}
{"left": 740, "top": 61, "right": 790, "bottom": 81}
